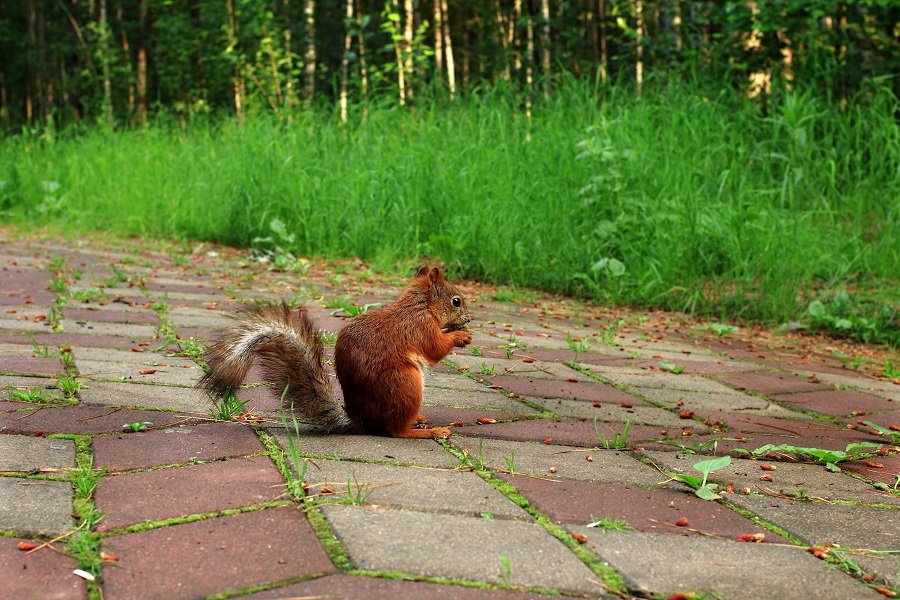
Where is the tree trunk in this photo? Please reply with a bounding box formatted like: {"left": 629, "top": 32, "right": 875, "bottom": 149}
{"left": 304, "top": 0, "right": 316, "bottom": 101}
{"left": 434, "top": 0, "right": 444, "bottom": 77}
{"left": 403, "top": 0, "right": 414, "bottom": 101}
{"left": 137, "top": 0, "right": 147, "bottom": 124}
{"left": 339, "top": 0, "right": 353, "bottom": 122}
{"left": 282, "top": 0, "right": 295, "bottom": 113}
{"left": 634, "top": 0, "right": 643, "bottom": 97}
{"left": 226, "top": 0, "right": 243, "bottom": 122}
{"left": 118, "top": 0, "right": 135, "bottom": 126}
{"left": 99, "top": 0, "right": 114, "bottom": 126}
{"left": 540, "top": 0, "right": 550, "bottom": 79}
{"left": 440, "top": 0, "right": 455, "bottom": 99}
{"left": 355, "top": 0, "right": 369, "bottom": 118}
{"left": 525, "top": 13, "right": 533, "bottom": 139}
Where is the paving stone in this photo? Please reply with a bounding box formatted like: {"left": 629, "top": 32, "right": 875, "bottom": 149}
{"left": 95, "top": 456, "right": 285, "bottom": 531}
{"left": 456, "top": 357, "right": 594, "bottom": 381}
{"left": 63, "top": 307, "right": 159, "bottom": 324}
{"left": 268, "top": 428, "right": 457, "bottom": 467}
{"left": 0, "top": 331, "right": 160, "bottom": 350}
{"left": 843, "top": 453, "right": 900, "bottom": 486}
{"left": 772, "top": 389, "right": 896, "bottom": 417}
{"left": 321, "top": 505, "right": 598, "bottom": 594}
{"left": 0, "top": 405, "right": 189, "bottom": 435}
{"left": 0, "top": 434, "right": 74, "bottom": 471}
{"left": 58, "top": 319, "right": 158, "bottom": 339}
{"left": 165, "top": 305, "right": 234, "bottom": 329}
{"left": 304, "top": 459, "right": 528, "bottom": 520}
{"left": 102, "top": 506, "right": 334, "bottom": 599}
{"left": 94, "top": 422, "right": 265, "bottom": 471}
{"left": 636, "top": 357, "right": 760, "bottom": 375}
{"left": 75, "top": 359, "right": 203, "bottom": 387}
{"left": 0, "top": 535, "right": 87, "bottom": 600}
{"left": 454, "top": 418, "right": 702, "bottom": 448}
{"left": 717, "top": 372, "right": 832, "bottom": 396}
{"left": 485, "top": 374, "right": 641, "bottom": 405}
{"left": 420, "top": 406, "right": 526, "bottom": 426}
{"left": 733, "top": 496, "right": 900, "bottom": 549}
{"left": 245, "top": 573, "right": 563, "bottom": 600}
{"left": 451, "top": 437, "right": 665, "bottom": 485}
{"left": 0, "top": 477, "right": 73, "bottom": 536}
{"left": 575, "top": 529, "right": 879, "bottom": 599}
{"left": 592, "top": 369, "right": 743, "bottom": 395}
{"left": 528, "top": 396, "right": 686, "bottom": 426}
{"left": 628, "top": 385, "right": 780, "bottom": 414}
{"left": 642, "top": 451, "right": 900, "bottom": 507}
{"left": 849, "top": 408, "right": 900, "bottom": 430}
{"left": 0, "top": 375, "right": 64, "bottom": 402}
{"left": 80, "top": 379, "right": 209, "bottom": 413}
{"left": 424, "top": 369, "right": 494, "bottom": 393}
{"left": 422, "top": 387, "right": 540, "bottom": 414}
{"left": 502, "top": 474, "right": 785, "bottom": 542}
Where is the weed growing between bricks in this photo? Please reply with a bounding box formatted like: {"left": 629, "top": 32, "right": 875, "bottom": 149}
{"left": 439, "top": 439, "right": 629, "bottom": 595}
{"left": 62, "top": 434, "right": 106, "bottom": 598}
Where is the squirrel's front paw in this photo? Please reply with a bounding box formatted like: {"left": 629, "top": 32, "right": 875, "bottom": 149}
{"left": 453, "top": 330, "right": 473, "bottom": 347}
{"left": 430, "top": 427, "right": 452, "bottom": 439}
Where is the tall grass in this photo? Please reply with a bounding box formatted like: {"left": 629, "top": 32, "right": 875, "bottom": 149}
{"left": 1, "top": 80, "right": 897, "bottom": 343}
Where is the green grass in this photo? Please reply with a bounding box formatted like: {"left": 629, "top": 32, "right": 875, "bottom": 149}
{"left": 2, "top": 80, "right": 897, "bottom": 344}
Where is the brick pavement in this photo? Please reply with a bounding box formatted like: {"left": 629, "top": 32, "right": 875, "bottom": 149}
{"left": 0, "top": 237, "right": 898, "bottom": 599}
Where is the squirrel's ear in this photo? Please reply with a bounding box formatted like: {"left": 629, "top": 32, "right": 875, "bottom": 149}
{"left": 428, "top": 267, "right": 444, "bottom": 284}
{"left": 415, "top": 265, "right": 429, "bottom": 279}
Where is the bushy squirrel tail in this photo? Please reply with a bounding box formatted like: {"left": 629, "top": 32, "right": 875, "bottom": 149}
{"left": 199, "top": 303, "right": 354, "bottom": 433}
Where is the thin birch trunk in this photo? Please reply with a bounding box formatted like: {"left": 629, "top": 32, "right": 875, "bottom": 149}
{"left": 226, "top": 0, "right": 243, "bottom": 122}
{"left": 339, "top": 0, "right": 352, "bottom": 122}
{"left": 304, "top": 0, "right": 315, "bottom": 101}
{"left": 525, "top": 13, "right": 533, "bottom": 140}
{"left": 403, "top": 0, "right": 414, "bottom": 101}
{"left": 434, "top": 0, "right": 443, "bottom": 76}
{"left": 634, "top": 0, "right": 643, "bottom": 97}
{"left": 282, "top": 0, "right": 295, "bottom": 113}
{"left": 117, "top": 0, "right": 135, "bottom": 125}
{"left": 540, "top": 0, "right": 550, "bottom": 77}
{"left": 99, "top": 0, "right": 113, "bottom": 126}
{"left": 355, "top": 0, "right": 369, "bottom": 118}
{"left": 137, "top": 0, "right": 147, "bottom": 124}
{"left": 440, "top": 0, "right": 455, "bottom": 99}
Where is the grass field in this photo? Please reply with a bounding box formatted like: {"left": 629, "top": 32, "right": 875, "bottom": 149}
{"left": 1, "top": 81, "right": 897, "bottom": 345}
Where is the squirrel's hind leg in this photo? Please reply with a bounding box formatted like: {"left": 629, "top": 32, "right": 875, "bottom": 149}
{"left": 392, "top": 426, "right": 452, "bottom": 440}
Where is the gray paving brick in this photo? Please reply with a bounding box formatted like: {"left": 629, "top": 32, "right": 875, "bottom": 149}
{"left": 321, "top": 505, "right": 599, "bottom": 594}
{"left": 0, "top": 477, "right": 73, "bottom": 536}
{"left": 0, "top": 434, "right": 74, "bottom": 471}
{"left": 80, "top": 379, "right": 209, "bottom": 413}
{"left": 573, "top": 528, "right": 881, "bottom": 599}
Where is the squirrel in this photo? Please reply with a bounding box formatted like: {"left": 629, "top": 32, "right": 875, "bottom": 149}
{"left": 199, "top": 265, "right": 472, "bottom": 439}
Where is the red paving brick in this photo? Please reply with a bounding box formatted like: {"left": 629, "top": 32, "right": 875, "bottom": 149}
{"left": 0, "top": 536, "right": 87, "bottom": 600}
{"left": 0, "top": 356, "right": 64, "bottom": 376}
{"left": 102, "top": 506, "right": 334, "bottom": 599}
{"left": 0, "top": 405, "right": 190, "bottom": 435}
{"left": 716, "top": 372, "right": 832, "bottom": 396}
{"left": 94, "top": 422, "right": 266, "bottom": 471}
{"left": 248, "top": 573, "right": 553, "bottom": 599}
{"left": 0, "top": 331, "right": 163, "bottom": 350}
{"left": 500, "top": 474, "right": 786, "bottom": 543}
{"left": 843, "top": 454, "right": 900, "bottom": 486}
{"left": 95, "top": 456, "right": 285, "bottom": 531}
{"left": 454, "top": 418, "right": 702, "bottom": 448}
{"left": 421, "top": 406, "right": 525, "bottom": 426}
{"left": 771, "top": 389, "right": 895, "bottom": 417}
{"left": 486, "top": 374, "right": 642, "bottom": 404}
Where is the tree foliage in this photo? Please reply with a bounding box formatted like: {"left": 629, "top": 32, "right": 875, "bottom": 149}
{"left": 0, "top": 0, "right": 897, "bottom": 129}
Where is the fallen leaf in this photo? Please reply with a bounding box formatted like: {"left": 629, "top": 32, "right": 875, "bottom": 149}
{"left": 760, "top": 464, "right": 777, "bottom": 471}
{"left": 566, "top": 378, "right": 578, "bottom": 383}
{"left": 543, "top": 437, "right": 553, "bottom": 445}
{"left": 548, "top": 466, "right": 557, "bottom": 473}
{"left": 17, "top": 542, "right": 37, "bottom": 551}
{"left": 522, "top": 358, "right": 535, "bottom": 364}
{"left": 100, "top": 551, "right": 119, "bottom": 562}
{"left": 675, "top": 517, "right": 689, "bottom": 527}
{"left": 620, "top": 402, "right": 634, "bottom": 408}
{"left": 476, "top": 417, "right": 497, "bottom": 425}
{"left": 585, "top": 455, "right": 593, "bottom": 462}
{"left": 448, "top": 420, "right": 465, "bottom": 427}
{"left": 131, "top": 347, "right": 144, "bottom": 353}
{"left": 736, "top": 533, "right": 765, "bottom": 543}
{"left": 138, "top": 369, "right": 156, "bottom": 375}
{"left": 874, "top": 587, "right": 897, "bottom": 598}
{"left": 320, "top": 486, "right": 335, "bottom": 495}
{"left": 571, "top": 532, "right": 588, "bottom": 544}
{"left": 759, "top": 474, "right": 774, "bottom": 482}
{"left": 807, "top": 546, "right": 829, "bottom": 559}
{"left": 679, "top": 411, "right": 694, "bottom": 419}
{"left": 866, "top": 461, "right": 884, "bottom": 468}
{"left": 592, "top": 402, "right": 602, "bottom": 407}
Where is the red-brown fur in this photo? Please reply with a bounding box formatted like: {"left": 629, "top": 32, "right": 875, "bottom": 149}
{"left": 335, "top": 266, "right": 471, "bottom": 438}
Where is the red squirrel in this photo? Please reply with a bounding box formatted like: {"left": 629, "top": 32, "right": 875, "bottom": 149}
{"left": 199, "top": 266, "right": 472, "bottom": 439}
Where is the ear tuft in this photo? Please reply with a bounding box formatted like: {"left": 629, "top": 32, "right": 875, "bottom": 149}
{"left": 429, "top": 267, "right": 444, "bottom": 284}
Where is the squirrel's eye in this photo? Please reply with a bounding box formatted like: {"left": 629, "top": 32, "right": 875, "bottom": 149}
{"left": 452, "top": 297, "right": 462, "bottom": 307}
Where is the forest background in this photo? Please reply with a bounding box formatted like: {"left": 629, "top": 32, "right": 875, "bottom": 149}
{"left": 0, "top": 1, "right": 898, "bottom": 347}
